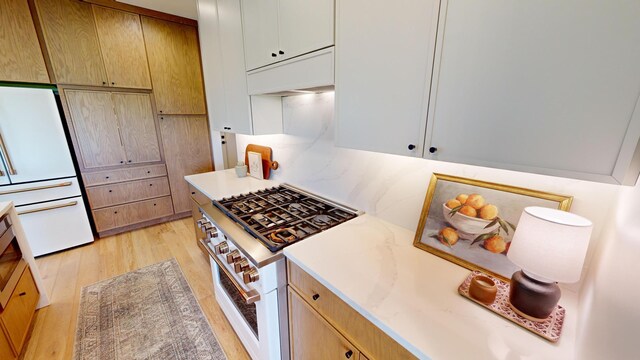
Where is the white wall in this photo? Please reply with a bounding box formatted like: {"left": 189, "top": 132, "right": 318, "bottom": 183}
{"left": 236, "top": 92, "right": 622, "bottom": 294}
{"left": 576, "top": 180, "right": 640, "bottom": 359}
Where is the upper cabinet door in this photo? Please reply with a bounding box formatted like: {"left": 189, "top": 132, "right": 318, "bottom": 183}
{"left": 334, "top": 0, "right": 441, "bottom": 157}
{"left": 141, "top": 17, "right": 206, "bottom": 115}
{"left": 66, "top": 90, "right": 126, "bottom": 169}
{"left": 277, "top": 0, "right": 334, "bottom": 62}
{"left": 425, "top": 0, "right": 640, "bottom": 184}
{"left": 93, "top": 6, "right": 152, "bottom": 89}
{"left": 35, "top": 0, "right": 108, "bottom": 86}
{"left": 112, "top": 93, "right": 161, "bottom": 164}
{"left": 0, "top": 0, "right": 49, "bottom": 83}
{"left": 241, "top": 0, "right": 280, "bottom": 70}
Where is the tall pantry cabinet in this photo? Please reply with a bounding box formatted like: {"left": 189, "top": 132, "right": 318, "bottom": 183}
{"left": 26, "top": 0, "right": 213, "bottom": 236}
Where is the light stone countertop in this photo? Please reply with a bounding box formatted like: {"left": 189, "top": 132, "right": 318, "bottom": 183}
{"left": 184, "top": 171, "right": 578, "bottom": 359}
{"left": 185, "top": 169, "right": 279, "bottom": 200}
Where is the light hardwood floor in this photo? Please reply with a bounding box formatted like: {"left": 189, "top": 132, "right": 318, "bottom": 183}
{"left": 21, "top": 218, "right": 250, "bottom": 360}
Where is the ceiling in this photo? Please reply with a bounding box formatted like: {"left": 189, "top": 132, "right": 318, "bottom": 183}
{"left": 116, "top": 0, "right": 198, "bottom": 20}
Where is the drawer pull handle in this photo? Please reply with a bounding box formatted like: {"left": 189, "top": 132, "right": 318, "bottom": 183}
{"left": 108, "top": 190, "right": 112, "bottom": 193}
{"left": 18, "top": 200, "right": 78, "bottom": 215}
{"left": 345, "top": 350, "right": 353, "bottom": 358}
{"left": 312, "top": 294, "right": 320, "bottom": 301}
{"left": 149, "top": 184, "right": 153, "bottom": 186}
{"left": 153, "top": 203, "right": 157, "bottom": 206}
{"left": 191, "top": 192, "right": 196, "bottom": 195}
{"left": 105, "top": 176, "right": 110, "bottom": 179}
{"left": 19, "top": 292, "right": 26, "bottom": 297}
{"left": 147, "top": 171, "right": 151, "bottom": 174}
{"left": 0, "top": 181, "right": 72, "bottom": 195}
{"left": 114, "top": 211, "right": 118, "bottom": 214}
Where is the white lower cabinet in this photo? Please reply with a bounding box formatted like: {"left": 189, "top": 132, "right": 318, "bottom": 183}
{"left": 334, "top": 0, "right": 441, "bottom": 157}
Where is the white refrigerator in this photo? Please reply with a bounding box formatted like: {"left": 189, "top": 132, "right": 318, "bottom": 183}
{"left": 0, "top": 86, "right": 93, "bottom": 256}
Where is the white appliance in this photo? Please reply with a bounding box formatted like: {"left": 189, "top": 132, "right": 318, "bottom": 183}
{"left": 0, "top": 86, "right": 93, "bottom": 256}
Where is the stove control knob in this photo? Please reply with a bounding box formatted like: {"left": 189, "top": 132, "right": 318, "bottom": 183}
{"left": 196, "top": 218, "right": 207, "bottom": 227}
{"left": 234, "top": 258, "right": 250, "bottom": 273}
{"left": 243, "top": 268, "right": 260, "bottom": 284}
{"left": 201, "top": 223, "right": 214, "bottom": 232}
{"left": 214, "top": 242, "right": 229, "bottom": 255}
{"left": 226, "top": 250, "right": 241, "bottom": 264}
{"left": 207, "top": 229, "right": 218, "bottom": 239}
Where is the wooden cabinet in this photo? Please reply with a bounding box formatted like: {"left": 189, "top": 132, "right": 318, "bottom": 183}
{"left": 423, "top": 0, "right": 640, "bottom": 185}
{"left": 241, "top": 0, "right": 334, "bottom": 71}
{"left": 0, "top": 266, "right": 39, "bottom": 358}
{"left": 93, "top": 195, "right": 174, "bottom": 232}
{"left": 159, "top": 115, "right": 213, "bottom": 214}
{"left": 35, "top": 0, "right": 108, "bottom": 86}
{"left": 65, "top": 89, "right": 161, "bottom": 169}
{"left": 288, "top": 261, "right": 417, "bottom": 359}
{"left": 65, "top": 90, "right": 125, "bottom": 168}
{"left": 334, "top": 0, "right": 440, "bottom": 157}
{"left": 93, "top": 6, "right": 152, "bottom": 89}
{"left": 86, "top": 176, "right": 171, "bottom": 209}
{"left": 112, "top": 93, "right": 161, "bottom": 164}
{"left": 289, "top": 289, "right": 359, "bottom": 360}
{"left": 82, "top": 164, "right": 167, "bottom": 186}
{"left": 141, "top": 17, "right": 206, "bottom": 115}
{"left": 0, "top": 0, "right": 49, "bottom": 83}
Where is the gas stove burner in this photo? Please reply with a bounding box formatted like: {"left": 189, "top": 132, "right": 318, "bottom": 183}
{"left": 269, "top": 228, "right": 297, "bottom": 243}
{"left": 311, "top": 214, "right": 332, "bottom": 226}
{"left": 288, "top": 203, "right": 305, "bottom": 213}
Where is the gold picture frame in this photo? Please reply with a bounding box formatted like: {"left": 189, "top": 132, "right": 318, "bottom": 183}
{"left": 413, "top": 174, "right": 573, "bottom": 281}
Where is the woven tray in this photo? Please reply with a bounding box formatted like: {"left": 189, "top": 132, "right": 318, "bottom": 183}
{"left": 458, "top": 271, "right": 565, "bottom": 342}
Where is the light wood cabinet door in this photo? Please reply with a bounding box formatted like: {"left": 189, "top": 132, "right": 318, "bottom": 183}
{"left": 159, "top": 115, "right": 212, "bottom": 214}
{"left": 112, "top": 93, "right": 161, "bottom": 164}
{"left": 141, "top": 17, "right": 206, "bottom": 114}
{"left": 93, "top": 6, "right": 152, "bottom": 89}
{"left": 289, "top": 289, "right": 359, "bottom": 360}
{"left": 1, "top": 267, "right": 39, "bottom": 355}
{"left": 35, "top": 0, "right": 107, "bottom": 86}
{"left": 66, "top": 90, "right": 126, "bottom": 168}
{"left": 0, "top": 0, "right": 49, "bottom": 83}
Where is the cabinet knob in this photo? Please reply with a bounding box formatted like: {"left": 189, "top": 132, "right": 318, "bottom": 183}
{"left": 278, "top": 50, "right": 284, "bottom": 55}
{"left": 271, "top": 52, "right": 277, "bottom": 57}
{"left": 312, "top": 294, "right": 320, "bottom": 301}
{"left": 114, "top": 211, "right": 118, "bottom": 214}
{"left": 147, "top": 171, "right": 151, "bottom": 174}
{"left": 153, "top": 203, "right": 156, "bottom": 206}
{"left": 120, "top": 161, "right": 124, "bottom": 164}
{"left": 108, "top": 190, "right": 112, "bottom": 193}
{"left": 407, "top": 144, "right": 416, "bottom": 151}
{"left": 221, "top": 141, "right": 226, "bottom": 145}
{"left": 102, "top": 81, "right": 107, "bottom": 85}
{"left": 111, "top": 82, "right": 115, "bottom": 85}
{"left": 105, "top": 176, "right": 109, "bottom": 179}
{"left": 345, "top": 350, "right": 353, "bottom": 359}
{"left": 429, "top": 146, "right": 438, "bottom": 154}
{"left": 191, "top": 191, "right": 196, "bottom": 195}
{"left": 149, "top": 183, "right": 153, "bottom": 186}
{"left": 128, "top": 160, "right": 132, "bottom": 163}
{"left": 19, "top": 292, "right": 26, "bottom": 297}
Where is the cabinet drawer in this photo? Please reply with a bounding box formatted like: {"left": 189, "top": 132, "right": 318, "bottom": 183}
{"left": 189, "top": 184, "right": 209, "bottom": 206}
{"left": 1, "top": 266, "right": 39, "bottom": 355}
{"left": 0, "top": 178, "right": 81, "bottom": 207}
{"left": 86, "top": 177, "right": 170, "bottom": 209}
{"left": 82, "top": 164, "right": 167, "bottom": 186}
{"left": 93, "top": 196, "right": 174, "bottom": 232}
{"left": 287, "top": 261, "right": 416, "bottom": 360}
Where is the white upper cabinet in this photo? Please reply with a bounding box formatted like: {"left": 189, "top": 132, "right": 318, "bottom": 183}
{"left": 425, "top": 0, "right": 640, "bottom": 185}
{"left": 240, "top": 0, "right": 334, "bottom": 71}
{"left": 197, "top": 0, "right": 282, "bottom": 135}
{"left": 334, "top": 0, "right": 441, "bottom": 157}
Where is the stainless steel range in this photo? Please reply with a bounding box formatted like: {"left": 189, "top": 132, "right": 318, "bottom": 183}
{"left": 196, "top": 184, "right": 359, "bottom": 360}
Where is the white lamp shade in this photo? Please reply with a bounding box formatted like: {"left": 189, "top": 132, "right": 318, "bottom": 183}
{"left": 507, "top": 207, "right": 593, "bottom": 283}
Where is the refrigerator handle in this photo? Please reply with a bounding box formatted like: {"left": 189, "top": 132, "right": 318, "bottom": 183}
{"left": 0, "top": 130, "right": 17, "bottom": 175}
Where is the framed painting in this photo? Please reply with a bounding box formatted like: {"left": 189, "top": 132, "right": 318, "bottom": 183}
{"left": 413, "top": 174, "right": 573, "bottom": 281}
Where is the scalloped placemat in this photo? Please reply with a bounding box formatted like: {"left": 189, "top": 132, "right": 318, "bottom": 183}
{"left": 458, "top": 271, "right": 565, "bottom": 342}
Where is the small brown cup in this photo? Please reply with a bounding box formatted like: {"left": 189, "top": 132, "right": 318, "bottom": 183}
{"left": 469, "top": 275, "right": 497, "bottom": 305}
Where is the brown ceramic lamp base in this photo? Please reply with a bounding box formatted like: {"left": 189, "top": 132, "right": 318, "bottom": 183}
{"left": 509, "top": 270, "right": 561, "bottom": 322}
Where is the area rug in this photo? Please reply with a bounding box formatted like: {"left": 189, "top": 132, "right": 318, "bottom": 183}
{"left": 73, "top": 259, "right": 227, "bottom": 360}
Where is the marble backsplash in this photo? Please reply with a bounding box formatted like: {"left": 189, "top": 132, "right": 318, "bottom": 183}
{"left": 235, "top": 92, "right": 621, "bottom": 286}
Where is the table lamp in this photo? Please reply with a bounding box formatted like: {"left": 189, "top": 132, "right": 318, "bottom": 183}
{"left": 507, "top": 206, "right": 592, "bottom": 321}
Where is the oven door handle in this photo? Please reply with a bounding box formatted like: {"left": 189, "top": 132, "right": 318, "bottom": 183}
{"left": 200, "top": 239, "right": 261, "bottom": 304}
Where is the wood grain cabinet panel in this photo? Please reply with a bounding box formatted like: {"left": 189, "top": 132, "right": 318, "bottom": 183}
{"left": 82, "top": 164, "right": 167, "bottom": 186}
{"left": 289, "top": 289, "right": 359, "bottom": 360}
{"left": 0, "top": 267, "right": 39, "bottom": 356}
{"left": 159, "top": 116, "right": 213, "bottom": 214}
{"left": 86, "top": 176, "right": 170, "bottom": 209}
{"left": 0, "top": 0, "right": 49, "bottom": 83}
{"left": 288, "top": 261, "right": 417, "bottom": 359}
{"left": 141, "top": 17, "right": 206, "bottom": 114}
{"left": 112, "top": 93, "right": 161, "bottom": 164}
{"left": 65, "top": 90, "right": 126, "bottom": 169}
{"left": 34, "top": 0, "right": 108, "bottom": 85}
{"left": 93, "top": 195, "right": 173, "bottom": 231}
{"left": 92, "top": 6, "right": 152, "bottom": 89}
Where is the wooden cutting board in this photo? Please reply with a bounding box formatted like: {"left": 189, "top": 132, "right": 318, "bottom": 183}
{"left": 245, "top": 144, "right": 279, "bottom": 179}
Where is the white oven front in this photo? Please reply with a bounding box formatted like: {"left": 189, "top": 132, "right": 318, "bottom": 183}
{"left": 206, "top": 242, "right": 287, "bottom": 360}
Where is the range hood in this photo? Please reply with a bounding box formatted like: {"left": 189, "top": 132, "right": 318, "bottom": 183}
{"left": 246, "top": 47, "right": 335, "bottom": 96}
